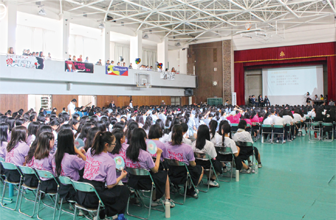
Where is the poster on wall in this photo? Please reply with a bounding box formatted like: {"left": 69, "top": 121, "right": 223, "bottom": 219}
{"left": 160, "top": 71, "right": 175, "bottom": 80}
{"left": 106, "top": 65, "right": 128, "bottom": 76}
{"left": 65, "top": 61, "right": 94, "bottom": 73}
{"left": 6, "top": 55, "right": 44, "bottom": 69}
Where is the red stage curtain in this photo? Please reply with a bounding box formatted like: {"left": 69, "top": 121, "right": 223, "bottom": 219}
{"left": 234, "top": 42, "right": 336, "bottom": 105}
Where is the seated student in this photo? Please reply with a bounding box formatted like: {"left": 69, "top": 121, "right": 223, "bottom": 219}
{"left": 79, "top": 131, "right": 129, "bottom": 220}
{"left": 5, "top": 126, "right": 29, "bottom": 182}
{"left": 191, "top": 125, "right": 222, "bottom": 187}
{"left": 264, "top": 96, "right": 270, "bottom": 106}
{"left": 209, "top": 120, "right": 222, "bottom": 147}
{"left": 164, "top": 125, "right": 204, "bottom": 198}
{"left": 53, "top": 129, "right": 86, "bottom": 201}
{"left": 217, "top": 123, "right": 251, "bottom": 173}
{"left": 282, "top": 110, "right": 295, "bottom": 140}
{"left": 273, "top": 111, "right": 287, "bottom": 143}
{"left": 232, "top": 120, "right": 262, "bottom": 168}
{"left": 0, "top": 123, "right": 9, "bottom": 159}
{"left": 33, "top": 132, "right": 58, "bottom": 193}
{"left": 27, "top": 121, "right": 39, "bottom": 146}
{"left": 147, "top": 125, "right": 167, "bottom": 161}
{"left": 83, "top": 127, "right": 100, "bottom": 152}
{"left": 181, "top": 123, "right": 192, "bottom": 145}
{"left": 126, "top": 128, "right": 175, "bottom": 207}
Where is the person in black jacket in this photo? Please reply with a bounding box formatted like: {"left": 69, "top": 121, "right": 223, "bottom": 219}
{"left": 109, "top": 101, "right": 116, "bottom": 109}
{"left": 258, "top": 95, "right": 264, "bottom": 107}
{"left": 264, "top": 96, "right": 270, "bottom": 107}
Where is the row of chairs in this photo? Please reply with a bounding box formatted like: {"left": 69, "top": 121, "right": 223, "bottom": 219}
{"left": 0, "top": 157, "right": 104, "bottom": 220}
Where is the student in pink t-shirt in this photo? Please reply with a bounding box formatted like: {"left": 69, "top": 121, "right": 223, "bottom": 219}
{"left": 53, "top": 129, "right": 86, "bottom": 201}
{"left": 80, "top": 131, "right": 130, "bottom": 219}
{"left": 164, "top": 125, "right": 204, "bottom": 198}
{"left": 126, "top": 128, "right": 175, "bottom": 208}
{"left": 33, "top": 132, "right": 57, "bottom": 193}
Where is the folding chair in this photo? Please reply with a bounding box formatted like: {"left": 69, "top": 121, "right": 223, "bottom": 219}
{"left": 165, "top": 159, "right": 197, "bottom": 205}
{"left": 273, "top": 125, "right": 285, "bottom": 143}
{"left": 261, "top": 124, "right": 273, "bottom": 143}
{"left": 126, "top": 167, "right": 164, "bottom": 220}
{"left": 309, "top": 121, "right": 322, "bottom": 141}
{"left": 57, "top": 176, "right": 76, "bottom": 220}
{"left": 296, "top": 121, "right": 303, "bottom": 137}
{"left": 321, "top": 122, "right": 334, "bottom": 142}
{"left": 0, "top": 161, "right": 21, "bottom": 211}
{"left": 235, "top": 141, "right": 256, "bottom": 172}
{"left": 35, "top": 169, "right": 59, "bottom": 220}
{"left": 246, "top": 124, "right": 252, "bottom": 134}
{"left": 194, "top": 153, "right": 219, "bottom": 193}
{"left": 252, "top": 122, "right": 260, "bottom": 141}
{"left": 71, "top": 180, "right": 105, "bottom": 220}
{"left": 17, "top": 165, "right": 39, "bottom": 217}
{"left": 215, "top": 147, "right": 234, "bottom": 182}
{"left": 286, "top": 123, "right": 293, "bottom": 141}
{"left": 0, "top": 157, "right": 12, "bottom": 205}
{"left": 230, "top": 123, "right": 239, "bottom": 136}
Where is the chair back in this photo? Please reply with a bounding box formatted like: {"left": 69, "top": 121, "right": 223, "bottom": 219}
{"left": 18, "top": 165, "right": 36, "bottom": 175}
{"left": 58, "top": 176, "right": 73, "bottom": 185}
{"left": 235, "top": 141, "right": 253, "bottom": 147}
{"left": 1, "top": 161, "right": 18, "bottom": 171}
{"left": 71, "top": 180, "right": 104, "bottom": 207}
{"left": 261, "top": 124, "right": 272, "bottom": 128}
{"left": 164, "top": 158, "right": 186, "bottom": 167}
{"left": 273, "top": 125, "right": 284, "bottom": 129}
{"left": 126, "top": 167, "right": 150, "bottom": 176}
{"left": 215, "top": 146, "right": 233, "bottom": 155}
{"left": 35, "top": 169, "right": 59, "bottom": 186}
{"left": 322, "top": 122, "right": 333, "bottom": 127}
{"left": 311, "top": 122, "right": 320, "bottom": 126}
{"left": 194, "top": 152, "right": 211, "bottom": 161}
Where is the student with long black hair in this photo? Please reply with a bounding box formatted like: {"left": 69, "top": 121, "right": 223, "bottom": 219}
{"left": 27, "top": 121, "right": 39, "bottom": 146}
{"left": 126, "top": 128, "right": 175, "bottom": 207}
{"left": 147, "top": 124, "right": 167, "bottom": 163}
{"left": 5, "top": 126, "right": 29, "bottom": 182}
{"left": 79, "top": 131, "right": 129, "bottom": 220}
{"left": 0, "top": 123, "right": 9, "bottom": 159}
{"left": 125, "top": 121, "right": 138, "bottom": 144}
{"left": 165, "top": 125, "right": 203, "bottom": 198}
{"left": 83, "top": 127, "right": 100, "bottom": 151}
{"left": 33, "top": 132, "right": 57, "bottom": 193}
{"left": 192, "top": 124, "right": 222, "bottom": 187}
{"left": 110, "top": 128, "right": 128, "bottom": 183}
{"left": 53, "top": 129, "right": 86, "bottom": 201}
{"left": 218, "top": 123, "right": 251, "bottom": 173}
{"left": 209, "top": 120, "right": 222, "bottom": 147}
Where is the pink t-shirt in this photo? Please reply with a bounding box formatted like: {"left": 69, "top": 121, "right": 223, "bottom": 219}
{"left": 34, "top": 153, "right": 55, "bottom": 180}
{"left": 251, "top": 115, "right": 259, "bottom": 123}
{"left": 146, "top": 139, "right": 167, "bottom": 160}
{"left": 164, "top": 143, "right": 195, "bottom": 166}
{"left": 52, "top": 153, "right": 85, "bottom": 181}
{"left": 125, "top": 149, "right": 155, "bottom": 171}
{"left": 227, "top": 113, "right": 241, "bottom": 124}
{"left": 5, "top": 141, "right": 30, "bottom": 166}
{"left": 83, "top": 150, "right": 117, "bottom": 186}
{"left": 0, "top": 142, "right": 8, "bottom": 159}
{"left": 244, "top": 119, "right": 252, "bottom": 125}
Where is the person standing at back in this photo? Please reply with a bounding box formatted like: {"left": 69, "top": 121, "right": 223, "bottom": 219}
{"left": 67, "top": 99, "right": 77, "bottom": 117}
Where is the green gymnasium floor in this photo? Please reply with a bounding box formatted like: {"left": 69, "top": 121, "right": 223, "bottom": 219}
{"left": 1, "top": 136, "right": 335, "bottom": 220}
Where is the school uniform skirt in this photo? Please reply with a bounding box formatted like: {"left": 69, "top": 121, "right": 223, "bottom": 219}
{"left": 39, "top": 178, "right": 58, "bottom": 193}
{"left": 168, "top": 165, "right": 202, "bottom": 187}
{"left": 3, "top": 169, "right": 21, "bottom": 182}
{"left": 128, "top": 170, "right": 167, "bottom": 200}
{"left": 77, "top": 179, "right": 130, "bottom": 218}
{"left": 239, "top": 147, "right": 259, "bottom": 161}
{"left": 57, "top": 169, "right": 84, "bottom": 201}
{"left": 195, "top": 159, "right": 223, "bottom": 174}
{"left": 24, "top": 174, "right": 39, "bottom": 187}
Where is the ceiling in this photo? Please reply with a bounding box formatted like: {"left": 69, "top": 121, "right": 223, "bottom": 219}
{"left": 9, "top": 0, "right": 336, "bottom": 44}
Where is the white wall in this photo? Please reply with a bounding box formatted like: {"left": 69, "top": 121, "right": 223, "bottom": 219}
{"left": 168, "top": 50, "right": 179, "bottom": 72}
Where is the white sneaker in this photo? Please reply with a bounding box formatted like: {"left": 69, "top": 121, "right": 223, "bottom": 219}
{"left": 207, "top": 180, "right": 219, "bottom": 187}
{"left": 78, "top": 210, "right": 84, "bottom": 216}
{"left": 165, "top": 199, "right": 175, "bottom": 208}
{"left": 151, "top": 199, "right": 162, "bottom": 207}
{"left": 258, "top": 163, "right": 262, "bottom": 168}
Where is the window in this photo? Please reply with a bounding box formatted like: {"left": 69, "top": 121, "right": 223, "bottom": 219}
{"left": 171, "top": 97, "right": 181, "bottom": 106}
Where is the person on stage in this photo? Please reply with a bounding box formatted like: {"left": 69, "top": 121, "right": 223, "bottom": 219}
{"left": 305, "top": 92, "right": 311, "bottom": 105}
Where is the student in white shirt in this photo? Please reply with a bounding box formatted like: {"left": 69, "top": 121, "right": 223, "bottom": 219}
{"left": 181, "top": 123, "right": 192, "bottom": 145}
{"left": 191, "top": 125, "right": 222, "bottom": 187}
{"left": 217, "top": 123, "right": 251, "bottom": 173}
{"left": 209, "top": 120, "right": 222, "bottom": 147}
{"left": 67, "top": 99, "right": 77, "bottom": 117}
{"left": 273, "top": 111, "right": 287, "bottom": 143}
{"left": 232, "top": 120, "right": 262, "bottom": 168}
{"left": 282, "top": 110, "right": 294, "bottom": 140}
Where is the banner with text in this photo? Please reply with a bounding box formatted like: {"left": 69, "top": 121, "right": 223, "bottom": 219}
{"left": 65, "top": 61, "right": 94, "bottom": 73}
{"left": 6, "top": 55, "right": 45, "bottom": 69}
{"left": 106, "top": 65, "right": 128, "bottom": 76}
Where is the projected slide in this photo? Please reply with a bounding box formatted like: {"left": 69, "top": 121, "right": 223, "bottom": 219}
{"left": 262, "top": 66, "right": 323, "bottom": 105}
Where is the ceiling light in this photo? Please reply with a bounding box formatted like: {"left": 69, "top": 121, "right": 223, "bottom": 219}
{"left": 121, "top": 22, "right": 124, "bottom": 26}
{"left": 98, "top": 23, "right": 104, "bottom": 29}
{"left": 83, "top": 12, "right": 87, "bottom": 17}
{"left": 149, "top": 30, "right": 152, "bottom": 34}
{"left": 38, "top": 8, "right": 46, "bottom": 16}
{"left": 175, "top": 42, "right": 181, "bottom": 47}
{"left": 256, "top": 32, "right": 267, "bottom": 37}
{"left": 241, "top": 34, "right": 252, "bottom": 38}
{"left": 142, "top": 34, "right": 149, "bottom": 39}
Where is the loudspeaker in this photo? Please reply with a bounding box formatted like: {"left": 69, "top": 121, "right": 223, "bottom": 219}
{"left": 184, "top": 88, "right": 193, "bottom": 96}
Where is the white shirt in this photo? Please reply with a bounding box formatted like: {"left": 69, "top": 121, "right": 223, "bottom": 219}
{"left": 67, "top": 102, "right": 76, "bottom": 115}
{"left": 283, "top": 115, "right": 294, "bottom": 125}
{"left": 129, "top": 103, "right": 133, "bottom": 108}
{"left": 273, "top": 116, "right": 285, "bottom": 125}
{"left": 191, "top": 140, "right": 217, "bottom": 159}
{"left": 232, "top": 129, "right": 254, "bottom": 144}
{"left": 182, "top": 137, "right": 192, "bottom": 146}
{"left": 293, "top": 113, "right": 304, "bottom": 123}
{"left": 210, "top": 133, "right": 222, "bottom": 147}
{"left": 263, "top": 117, "right": 273, "bottom": 125}
{"left": 223, "top": 137, "right": 238, "bottom": 154}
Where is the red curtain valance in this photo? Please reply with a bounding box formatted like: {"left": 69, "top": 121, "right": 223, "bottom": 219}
{"left": 234, "top": 42, "right": 336, "bottom": 105}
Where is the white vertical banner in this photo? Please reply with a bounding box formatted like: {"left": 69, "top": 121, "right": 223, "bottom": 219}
{"left": 232, "top": 92, "right": 237, "bottom": 106}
